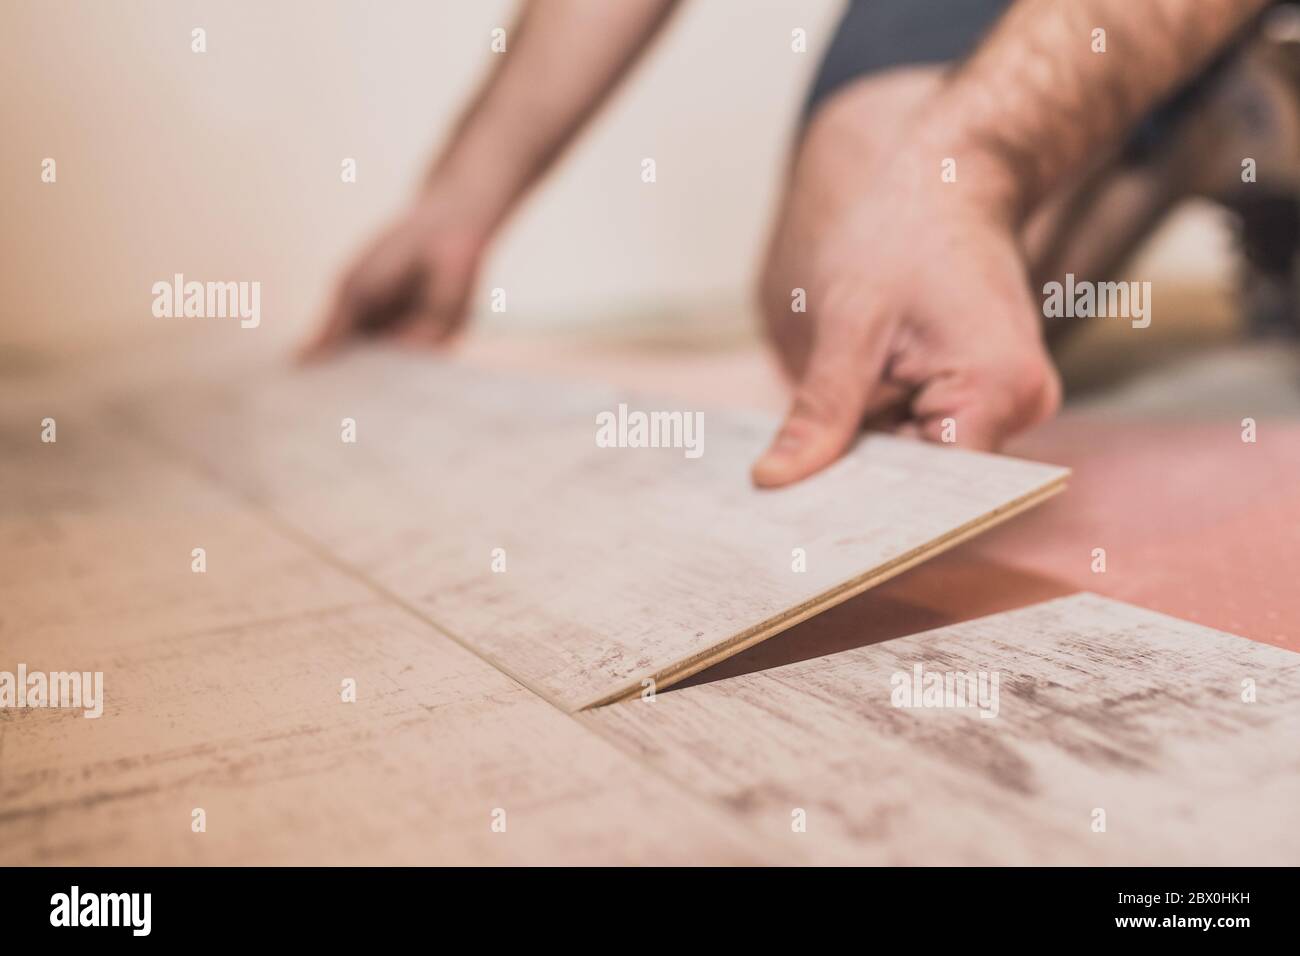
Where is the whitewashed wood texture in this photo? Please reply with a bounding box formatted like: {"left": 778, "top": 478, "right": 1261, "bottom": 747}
{"left": 586, "top": 593, "right": 1300, "bottom": 865}
{"left": 0, "top": 406, "right": 770, "bottom": 865}
{"left": 130, "top": 349, "right": 1068, "bottom": 711}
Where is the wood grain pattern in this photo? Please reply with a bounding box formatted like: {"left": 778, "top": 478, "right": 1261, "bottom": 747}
{"left": 2, "top": 603, "right": 771, "bottom": 865}
{"left": 7, "top": 347, "right": 1293, "bottom": 865}
{"left": 585, "top": 593, "right": 1300, "bottom": 865}
{"left": 0, "top": 407, "right": 771, "bottom": 865}
{"left": 1, "top": 407, "right": 376, "bottom": 655}
{"left": 456, "top": 338, "right": 1300, "bottom": 654}
{"left": 129, "top": 349, "right": 1068, "bottom": 711}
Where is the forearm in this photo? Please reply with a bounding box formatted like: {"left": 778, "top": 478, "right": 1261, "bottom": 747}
{"left": 914, "top": 0, "right": 1271, "bottom": 221}
{"left": 428, "top": 0, "right": 679, "bottom": 229}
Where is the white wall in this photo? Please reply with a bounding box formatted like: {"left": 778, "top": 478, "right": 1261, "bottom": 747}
{"left": 0, "top": 0, "right": 841, "bottom": 356}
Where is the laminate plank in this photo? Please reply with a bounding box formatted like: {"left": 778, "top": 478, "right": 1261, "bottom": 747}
{"left": 0, "top": 405, "right": 376, "bottom": 654}
{"left": 585, "top": 593, "right": 1300, "bottom": 864}
{"left": 459, "top": 339, "right": 1300, "bottom": 652}
{"left": 1, "top": 602, "right": 768, "bottom": 865}
{"left": 0, "top": 404, "right": 771, "bottom": 864}
{"left": 129, "top": 348, "right": 1068, "bottom": 711}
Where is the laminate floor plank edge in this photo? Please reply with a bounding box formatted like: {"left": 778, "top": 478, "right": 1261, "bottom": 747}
{"left": 582, "top": 477, "right": 1067, "bottom": 708}
{"left": 127, "top": 349, "right": 1069, "bottom": 712}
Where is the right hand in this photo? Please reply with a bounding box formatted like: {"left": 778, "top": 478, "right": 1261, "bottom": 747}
{"left": 300, "top": 188, "right": 492, "bottom": 358}
{"left": 754, "top": 69, "right": 1061, "bottom": 487}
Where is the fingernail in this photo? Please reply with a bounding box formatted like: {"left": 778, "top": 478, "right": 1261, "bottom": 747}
{"left": 752, "top": 436, "right": 800, "bottom": 487}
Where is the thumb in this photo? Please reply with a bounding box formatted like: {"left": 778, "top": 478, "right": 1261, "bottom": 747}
{"left": 752, "top": 312, "right": 895, "bottom": 488}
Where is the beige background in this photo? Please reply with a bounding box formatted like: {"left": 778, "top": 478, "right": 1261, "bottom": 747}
{"left": 2, "top": 0, "right": 1230, "bottom": 363}
{"left": 1, "top": 0, "right": 846, "bottom": 358}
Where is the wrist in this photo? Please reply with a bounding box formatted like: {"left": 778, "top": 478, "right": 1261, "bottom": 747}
{"left": 905, "top": 99, "right": 1034, "bottom": 228}
{"left": 421, "top": 134, "right": 532, "bottom": 241}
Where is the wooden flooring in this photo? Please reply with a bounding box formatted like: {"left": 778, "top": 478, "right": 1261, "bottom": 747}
{"left": 1, "top": 404, "right": 770, "bottom": 864}
{"left": 124, "top": 350, "right": 1067, "bottom": 711}
{"left": 588, "top": 593, "right": 1300, "bottom": 865}
{"left": 3, "top": 345, "right": 1295, "bottom": 864}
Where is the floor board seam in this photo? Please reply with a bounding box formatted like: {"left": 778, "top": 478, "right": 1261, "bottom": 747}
{"left": 117, "top": 402, "right": 789, "bottom": 860}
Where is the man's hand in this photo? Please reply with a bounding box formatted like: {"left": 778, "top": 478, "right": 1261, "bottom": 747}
{"left": 301, "top": 0, "right": 678, "bottom": 358}
{"left": 754, "top": 0, "right": 1268, "bottom": 486}
{"left": 301, "top": 188, "right": 489, "bottom": 356}
{"left": 754, "top": 70, "right": 1060, "bottom": 487}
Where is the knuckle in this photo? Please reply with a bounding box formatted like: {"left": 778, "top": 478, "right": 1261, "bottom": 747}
{"left": 1037, "top": 363, "right": 1063, "bottom": 419}
{"left": 1002, "top": 351, "right": 1061, "bottom": 422}
{"left": 1004, "top": 351, "right": 1047, "bottom": 401}
{"left": 811, "top": 274, "right": 882, "bottom": 338}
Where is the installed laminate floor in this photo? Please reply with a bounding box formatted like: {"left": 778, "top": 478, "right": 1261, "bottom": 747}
{"left": 587, "top": 593, "right": 1300, "bottom": 865}
{"left": 0, "top": 406, "right": 769, "bottom": 864}
{"left": 4, "top": 341, "right": 1295, "bottom": 864}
